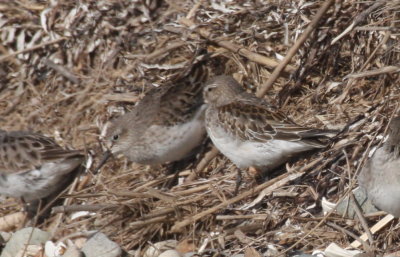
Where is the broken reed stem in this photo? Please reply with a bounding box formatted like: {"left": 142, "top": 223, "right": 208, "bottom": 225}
{"left": 52, "top": 204, "right": 118, "bottom": 213}
{"left": 350, "top": 193, "right": 373, "bottom": 249}
{"left": 171, "top": 172, "right": 302, "bottom": 232}
{"left": 326, "top": 222, "right": 370, "bottom": 250}
{"left": 179, "top": 17, "right": 296, "bottom": 73}
{"left": 0, "top": 37, "right": 67, "bottom": 62}
{"left": 256, "top": 0, "right": 335, "bottom": 97}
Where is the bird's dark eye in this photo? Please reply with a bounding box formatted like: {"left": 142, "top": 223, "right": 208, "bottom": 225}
{"left": 112, "top": 134, "right": 119, "bottom": 141}
{"left": 206, "top": 87, "right": 213, "bottom": 92}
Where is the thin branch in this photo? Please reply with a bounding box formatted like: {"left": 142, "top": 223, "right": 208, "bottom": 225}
{"left": 256, "top": 0, "right": 335, "bottom": 97}
{"left": 179, "top": 18, "right": 296, "bottom": 74}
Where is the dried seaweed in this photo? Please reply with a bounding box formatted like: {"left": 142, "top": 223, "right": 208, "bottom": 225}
{"left": 1, "top": 0, "right": 400, "bottom": 255}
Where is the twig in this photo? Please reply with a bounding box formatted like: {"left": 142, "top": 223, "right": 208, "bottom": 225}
{"left": 125, "top": 40, "right": 187, "bottom": 62}
{"left": 279, "top": 103, "right": 389, "bottom": 255}
{"left": 48, "top": 173, "right": 82, "bottom": 236}
{"left": 0, "top": 37, "right": 67, "bottom": 62}
{"left": 256, "top": 0, "right": 335, "bottom": 97}
{"left": 350, "top": 191, "right": 374, "bottom": 248}
{"left": 326, "top": 222, "right": 370, "bottom": 250}
{"left": 216, "top": 214, "right": 268, "bottom": 220}
{"left": 278, "top": 188, "right": 350, "bottom": 256}
{"left": 359, "top": 19, "right": 394, "bottom": 72}
{"left": 344, "top": 66, "right": 400, "bottom": 79}
{"left": 350, "top": 214, "right": 395, "bottom": 248}
{"left": 52, "top": 204, "right": 118, "bottom": 213}
{"left": 186, "top": 147, "right": 219, "bottom": 181}
{"left": 348, "top": 107, "right": 400, "bottom": 248}
{"left": 171, "top": 172, "right": 301, "bottom": 232}
{"left": 174, "top": 184, "right": 212, "bottom": 196}
{"left": 337, "top": 144, "right": 370, "bottom": 251}
{"left": 186, "top": 0, "right": 202, "bottom": 19}
{"left": 44, "top": 59, "right": 80, "bottom": 84}
{"left": 129, "top": 216, "right": 171, "bottom": 229}
{"left": 138, "top": 194, "right": 206, "bottom": 220}
{"left": 331, "top": 1, "right": 385, "bottom": 45}
{"left": 179, "top": 18, "right": 296, "bottom": 73}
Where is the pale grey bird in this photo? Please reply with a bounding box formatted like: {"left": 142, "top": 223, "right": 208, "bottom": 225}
{"left": 203, "top": 75, "right": 337, "bottom": 173}
{"left": 0, "top": 130, "right": 84, "bottom": 203}
{"left": 103, "top": 65, "right": 208, "bottom": 165}
{"left": 358, "top": 117, "right": 400, "bottom": 217}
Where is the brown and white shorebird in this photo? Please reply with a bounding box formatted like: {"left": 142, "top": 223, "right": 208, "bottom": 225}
{"left": 203, "top": 75, "right": 336, "bottom": 174}
{"left": 358, "top": 117, "right": 400, "bottom": 217}
{"left": 0, "top": 130, "right": 84, "bottom": 203}
{"left": 103, "top": 65, "right": 208, "bottom": 165}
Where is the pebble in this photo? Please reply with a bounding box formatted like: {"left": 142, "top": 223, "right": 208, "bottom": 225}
{"left": 0, "top": 227, "right": 50, "bottom": 257}
{"left": 81, "top": 232, "right": 121, "bottom": 257}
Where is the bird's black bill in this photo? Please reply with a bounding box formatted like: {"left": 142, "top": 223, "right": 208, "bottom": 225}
{"left": 93, "top": 150, "right": 112, "bottom": 174}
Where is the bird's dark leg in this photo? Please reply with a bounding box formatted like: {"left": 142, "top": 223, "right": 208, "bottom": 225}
{"left": 163, "top": 161, "right": 181, "bottom": 189}
{"left": 234, "top": 167, "right": 242, "bottom": 196}
{"left": 22, "top": 198, "right": 39, "bottom": 219}
{"left": 163, "top": 143, "right": 207, "bottom": 189}
{"left": 22, "top": 198, "right": 41, "bottom": 227}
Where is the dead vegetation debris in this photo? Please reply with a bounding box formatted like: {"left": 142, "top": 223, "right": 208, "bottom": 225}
{"left": 1, "top": 0, "right": 400, "bottom": 256}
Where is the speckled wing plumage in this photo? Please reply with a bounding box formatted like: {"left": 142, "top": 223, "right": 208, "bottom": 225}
{"left": 105, "top": 63, "right": 209, "bottom": 164}
{"left": 214, "top": 100, "right": 333, "bottom": 148}
{"left": 0, "top": 131, "right": 82, "bottom": 174}
{"left": 204, "top": 75, "right": 338, "bottom": 171}
{"left": 146, "top": 64, "right": 208, "bottom": 127}
{"left": 0, "top": 130, "right": 84, "bottom": 202}
{"left": 115, "top": 64, "right": 208, "bottom": 129}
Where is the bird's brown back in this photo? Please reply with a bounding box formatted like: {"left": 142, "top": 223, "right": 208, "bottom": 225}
{"left": 0, "top": 131, "right": 83, "bottom": 174}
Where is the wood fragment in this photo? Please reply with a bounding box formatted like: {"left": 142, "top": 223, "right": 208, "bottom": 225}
{"left": 44, "top": 59, "right": 80, "bottom": 84}
{"left": 326, "top": 222, "right": 370, "bottom": 250}
{"left": 171, "top": 172, "right": 301, "bottom": 232}
{"left": 216, "top": 214, "right": 268, "bottom": 220}
{"left": 350, "top": 193, "right": 373, "bottom": 248}
{"left": 256, "top": 0, "right": 335, "bottom": 97}
{"left": 0, "top": 37, "right": 67, "bottom": 62}
{"left": 331, "top": 1, "right": 385, "bottom": 45}
{"left": 344, "top": 66, "right": 400, "bottom": 79}
{"left": 179, "top": 18, "right": 296, "bottom": 73}
{"left": 52, "top": 204, "right": 118, "bottom": 213}
{"left": 350, "top": 214, "right": 395, "bottom": 248}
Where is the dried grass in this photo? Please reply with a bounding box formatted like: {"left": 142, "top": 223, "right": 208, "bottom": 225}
{"left": 1, "top": 0, "right": 400, "bottom": 255}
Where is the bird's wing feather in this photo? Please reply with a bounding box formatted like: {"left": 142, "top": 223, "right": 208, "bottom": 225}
{"left": 154, "top": 64, "right": 208, "bottom": 126}
{"left": 0, "top": 131, "right": 83, "bottom": 174}
{"left": 216, "top": 101, "right": 332, "bottom": 147}
{"left": 118, "top": 63, "right": 208, "bottom": 132}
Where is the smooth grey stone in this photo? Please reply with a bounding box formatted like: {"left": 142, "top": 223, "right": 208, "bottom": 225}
{"left": 81, "top": 232, "right": 121, "bottom": 257}
{"left": 336, "top": 187, "right": 379, "bottom": 219}
{"left": 1, "top": 227, "right": 50, "bottom": 257}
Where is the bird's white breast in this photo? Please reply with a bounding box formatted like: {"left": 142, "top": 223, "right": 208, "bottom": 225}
{"left": 134, "top": 107, "right": 206, "bottom": 165}
{"left": 359, "top": 148, "right": 400, "bottom": 217}
{"left": 0, "top": 157, "right": 82, "bottom": 202}
{"left": 206, "top": 120, "right": 314, "bottom": 171}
